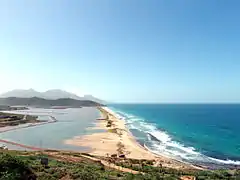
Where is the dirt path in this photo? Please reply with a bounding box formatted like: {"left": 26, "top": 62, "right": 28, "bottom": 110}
{"left": 80, "top": 154, "right": 143, "bottom": 174}
{"left": 45, "top": 152, "right": 143, "bottom": 174}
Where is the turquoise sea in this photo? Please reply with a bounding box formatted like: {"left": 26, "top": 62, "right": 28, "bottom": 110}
{"left": 1, "top": 105, "right": 239, "bottom": 169}
{"left": 109, "top": 104, "right": 240, "bottom": 169}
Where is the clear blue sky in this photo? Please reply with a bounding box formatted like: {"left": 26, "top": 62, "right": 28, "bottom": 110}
{"left": 1, "top": 0, "right": 240, "bottom": 103}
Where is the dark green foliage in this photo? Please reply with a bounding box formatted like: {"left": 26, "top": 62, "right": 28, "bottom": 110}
{"left": 0, "top": 97, "right": 103, "bottom": 107}
{"left": 115, "top": 160, "right": 240, "bottom": 180}
{"left": 0, "top": 153, "right": 36, "bottom": 180}
{"left": 0, "top": 152, "right": 126, "bottom": 180}
{"left": 1, "top": 151, "right": 239, "bottom": 180}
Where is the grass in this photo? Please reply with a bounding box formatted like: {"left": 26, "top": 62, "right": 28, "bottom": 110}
{"left": 1, "top": 150, "right": 239, "bottom": 180}
{"left": 113, "top": 159, "right": 240, "bottom": 180}
{"left": 0, "top": 151, "right": 126, "bottom": 180}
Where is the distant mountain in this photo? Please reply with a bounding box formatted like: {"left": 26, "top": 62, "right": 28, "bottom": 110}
{"left": 0, "top": 97, "right": 103, "bottom": 107}
{"left": 0, "top": 89, "right": 103, "bottom": 103}
{"left": 0, "top": 89, "right": 42, "bottom": 98}
{"left": 42, "top": 89, "right": 84, "bottom": 100}
{"left": 83, "top": 95, "right": 106, "bottom": 104}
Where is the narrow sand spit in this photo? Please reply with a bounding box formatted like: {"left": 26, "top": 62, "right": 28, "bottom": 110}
{"left": 65, "top": 107, "right": 199, "bottom": 169}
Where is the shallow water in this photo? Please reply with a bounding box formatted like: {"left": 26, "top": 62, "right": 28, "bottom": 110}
{"left": 0, "top": 107, "right": 101, "bottom": 151}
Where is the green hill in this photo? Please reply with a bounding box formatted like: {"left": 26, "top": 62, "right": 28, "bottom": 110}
{"left": 0, "top": 150, "right": 239, "bottom": 180}
{"left": 0, "top": 97, "right": 103, "bottom": 107}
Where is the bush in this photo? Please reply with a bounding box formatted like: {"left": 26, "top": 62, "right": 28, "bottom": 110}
{"left": 1, "top": 151, "right": 239, "bottom": 180}
{"left": 0, "top": 153, "right": 36, "bottom": 180}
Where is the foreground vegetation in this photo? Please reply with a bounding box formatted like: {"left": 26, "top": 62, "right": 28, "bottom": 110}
{"left": 1, "top": 151, "right": 133, "bottom": 180}
{"left": 113, "top": 158, "right": 240, "bottom": 180}
{"left": 1, "top": 150, "right": 240, "bottom": 180}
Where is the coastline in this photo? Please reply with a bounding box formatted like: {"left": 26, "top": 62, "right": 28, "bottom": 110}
{"left": 0, "top": 116, "right": 57, "bottom": 133}
{"left": 64, "top": 106, "right": 198, "bottom": 169}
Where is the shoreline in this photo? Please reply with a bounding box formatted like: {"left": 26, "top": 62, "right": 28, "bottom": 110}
{"left": 65, "top": 106, "right": 198, "bottom": 169}
{"left": 0, "top": 116, "right": 57, "bottom": 133}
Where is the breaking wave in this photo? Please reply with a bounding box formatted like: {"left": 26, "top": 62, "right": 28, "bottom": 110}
{"left": 105, "top": 107, "right": 240, "bottom": 167}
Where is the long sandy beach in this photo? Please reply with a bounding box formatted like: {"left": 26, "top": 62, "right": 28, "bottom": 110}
{"left": 65, "top": 106, "right": 197, "bottom": 169}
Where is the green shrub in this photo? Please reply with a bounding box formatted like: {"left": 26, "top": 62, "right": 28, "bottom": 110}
{"left": 0, "top": 153, "right": 36, "bottom": 180}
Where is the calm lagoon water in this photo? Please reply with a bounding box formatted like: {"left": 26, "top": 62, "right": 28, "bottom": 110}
{"left": 0, "top": 107, "right": 101, "bottom": 151}
{"left": 2, "top": 104, "right": 240, "bottom": 168}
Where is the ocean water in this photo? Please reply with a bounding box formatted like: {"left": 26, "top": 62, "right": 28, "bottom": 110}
{"left": 109, "top": 104, "right": 240, "bottom": 168}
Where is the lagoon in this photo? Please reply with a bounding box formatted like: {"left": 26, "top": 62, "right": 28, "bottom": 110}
{"left": 0, "top": 107, "right": 101, "bottom": 151}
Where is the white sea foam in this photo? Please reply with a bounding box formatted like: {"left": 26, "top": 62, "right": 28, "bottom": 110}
{"left": 105, "top": 107, "right": 240, "bottom": 166}
{"left": 208, "top": 157, "right": 240, "bottom": 165}
{"left": 148, "top": 130, "right": 172, "bottom": 143}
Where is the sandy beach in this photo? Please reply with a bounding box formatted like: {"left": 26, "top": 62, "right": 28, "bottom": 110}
{"left": 64, "top": 107, "right": 198, "bottom": 169}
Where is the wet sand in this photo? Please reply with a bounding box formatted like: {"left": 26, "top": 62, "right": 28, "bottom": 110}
{"left": 65, "top": 107, "right": 198, "bottom": 169}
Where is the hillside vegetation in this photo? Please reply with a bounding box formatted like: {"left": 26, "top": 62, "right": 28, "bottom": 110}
{"left": 0, "top": 150, "right": 239, "bottom": 180}
{"left": 0, "top": 97, "right": 103, "bottom": 107}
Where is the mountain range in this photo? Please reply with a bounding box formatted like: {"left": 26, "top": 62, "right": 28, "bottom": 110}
{"left": 0, "top": 97, "right": 103, "bottom": 107}
{"left": 0, "top": 89, "right": 104, "bottom": 104}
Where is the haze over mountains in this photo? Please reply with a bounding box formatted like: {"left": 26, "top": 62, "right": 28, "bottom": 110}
{"left": 0, "top": 89, "right": 104, "bottom": 104}
{"left": 0, "top": 97, "right": 103, "bottom": 107}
